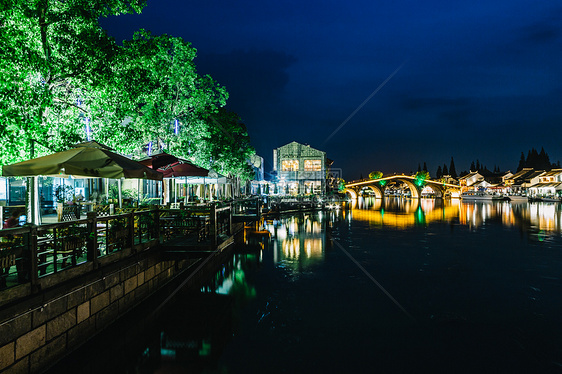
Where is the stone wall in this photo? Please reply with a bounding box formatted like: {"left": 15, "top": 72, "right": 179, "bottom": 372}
{"left": 0, "top": 254, "right": 194, "bottom": 374}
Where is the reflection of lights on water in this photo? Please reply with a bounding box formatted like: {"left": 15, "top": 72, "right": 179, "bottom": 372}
{"left": 282, "top": 238, "right": 299, "bottom": 259}
{"left": 281, "top": 238, "right": 323, "bottom": 260}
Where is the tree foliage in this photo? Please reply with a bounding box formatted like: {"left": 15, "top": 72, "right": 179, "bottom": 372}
{"left": 414, "top": 170, "right": 429, "bottom": 187}
{"left": 337, "top": 178, "right": 346, "bottom": 192}
{"left": 0, "top": 0, "right": 146, "bottom": 163}
{"left": 517, "top": 147, "right": 554, "bottom": 171}
{"left": 0, "top": 3, "right": 255, "bottom": 179}
{"left": 193, "top": 108, "right": 255, "bottom": 180}
{"left": 368, "top": 171, "right": 383, "bottom": 180}
{"left": 96, "top": 31, "right": 228, "bottom": 154}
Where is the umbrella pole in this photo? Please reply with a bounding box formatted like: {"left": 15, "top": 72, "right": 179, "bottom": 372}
{"left": 105, "top": 178, "right": 109, "bottom": 203}
{"left": 118, "top": 179, "right": 122, "bottom": 209}
{"left": 26, "top": 176, "right": 40, "bottom": 225}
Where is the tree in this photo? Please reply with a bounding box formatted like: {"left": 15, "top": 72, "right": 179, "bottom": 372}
{"left": 423, "top": 162, "right": 428, "bottom": 172}
{"left": 517, "top": 152, "right": 526, "bottom": 171}
{"left": 417, "top": 163, "right": 421, "bottom": 172}
{"left": 470, "top": 161, "right": 476, "bottom": 171}
{"left": 518, "top": 147, "right": 555, "bottom": 171}
{"left": 449, "top": 157, "right": 457, "bottom": 178}
{"left": 436, "top": 166, "right": 442, "bottom": 179}
{"left": 196, "top": 108, "right": 255, "bottom": 180}
{"left": 369, "top": 171, "right": 383, "bottom": 180}
{"left": 414, "top": 170, "right": 430, "bottom": 187}
{"left": 0, "top": 0, "right": 146, "bottom": 164}
{"left": 442, "top": 164, "right": 448, "bottom": 176}
{"left": 337, "top": 178, "right": 346, "bottom": 192}
{"left": 538, "top": 147, "right": 551, "bottom": 170}
{"left": 1, "top": 5, "right": 245, "bottom": 177}
{"left": 94, "top": 30, "right": 229, "bottom": 159}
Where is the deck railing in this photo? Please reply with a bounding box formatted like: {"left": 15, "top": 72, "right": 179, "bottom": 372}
{"left": 0, "top": 202, "right": 235, "bottom": 294}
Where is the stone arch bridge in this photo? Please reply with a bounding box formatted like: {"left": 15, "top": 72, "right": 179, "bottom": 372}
{"left": 345, "top": 174, "right": 461, "bottom": 199}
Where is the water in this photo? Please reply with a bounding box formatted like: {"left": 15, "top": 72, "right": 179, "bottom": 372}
{"left": 49, "top": 198, "right": 562, "bottom": 373}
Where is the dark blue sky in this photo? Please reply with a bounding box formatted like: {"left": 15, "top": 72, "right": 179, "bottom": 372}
{"left": 100, "top": 1, "right": 562, "bottom": 179}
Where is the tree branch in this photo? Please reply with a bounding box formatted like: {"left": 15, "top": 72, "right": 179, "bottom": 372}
{"left": 52, "top": 98, "right": 89, "bottom": 113}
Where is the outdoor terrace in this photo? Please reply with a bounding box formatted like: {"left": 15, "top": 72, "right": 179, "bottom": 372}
{"left": 0, "top": 198, "right": 261, "bottom": 307}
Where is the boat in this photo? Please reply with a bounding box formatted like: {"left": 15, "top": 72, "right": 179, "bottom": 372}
{"left": 505, "top": 194, "right": 528, "bottom": 203}
{"left": 540, "top": 196, "right": 561, "bottom": 203}
{"left": 460, "top": 191, "right": 502, "bottom": 201}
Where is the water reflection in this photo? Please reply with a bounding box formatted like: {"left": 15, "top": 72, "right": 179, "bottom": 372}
{"left": 203, "top": 253, "right": 258, "bottom": 298}
{"left": 262, "top": 211, "right": 340, "bottom": 269}
{"left": 353, "top": 197, "right": 562, "bottom": 233}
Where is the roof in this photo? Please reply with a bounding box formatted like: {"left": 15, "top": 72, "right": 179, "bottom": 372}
{"left": 458, "top": 171, "right": 481, "bottom": 180}
{"left": 507, "top": 168, "right": 537, "bottom": 181}
{"left": 528, "top": 182, "right": 562, "bottom": 188}
{"left": 541, "top": 169, "right": 562, "bottom": 177}
{"left": 526, "top": 171, "right": 546, "bottom": 180}
{"left": 276, "top": 141, "right": 326, "bottom": 157}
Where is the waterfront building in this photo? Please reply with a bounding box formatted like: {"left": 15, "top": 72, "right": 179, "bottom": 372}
{"left": 272, "top": 141, "right": 328, "bottom": 195}
{"left": 440, "top": 174, "right": 458, "bottom": 185}
{"left": 504, "top": 168, "right": 546, "bottom": 195}
{"left": 501, "top": 171, "right": 514, "bottom": 183}
{"left": 458, "top": 170, "right": 513, "bottom": 194}
{"left": 527, "top": 169, "right": 562, "bottom": 197}
{"left": 458, "top": 171, "right": 486, "bottom": 191}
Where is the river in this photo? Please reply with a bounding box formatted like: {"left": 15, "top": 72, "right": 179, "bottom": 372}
{"left": 48, "top": 197, "right": 562, "bottom": 373}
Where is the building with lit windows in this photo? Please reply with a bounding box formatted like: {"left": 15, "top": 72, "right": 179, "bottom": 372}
{"left": 504, "top": 168, "right": 546, "bottom": 194}
{"left": 273, "top": 141, "right": 328, "bottom": 195}
{"left": 527, "top": 169, "right": 562, "bottom": 197}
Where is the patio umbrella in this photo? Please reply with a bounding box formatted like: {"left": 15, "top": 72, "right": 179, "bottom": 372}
{"left": 2, "top": 141, "right": 163, "bottom": 224}
{"left": 139, "top": 152, "right": 209, "bottom": 178}
{"left": 3, "top": 141, "right": 163, "bottom": 180}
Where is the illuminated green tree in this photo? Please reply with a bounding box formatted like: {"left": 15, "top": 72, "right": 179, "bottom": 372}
{"left": 368, "top": 171, "right": 383, "bottom": 180}
{"left": 0, "top": 0, "right": 146, "bottom": 164}
{"left": 414, "top": 170, "right": 430, "bottom": 187}
{"left": 193, "top": 108, "right": 255, "bottom": 180}
{"left": 1, "top": 2, "right": 253, "bottom": 179}
{"left": 337, "top": 178, "right": 346, "bottom": 192}
{"left": 93, "top": 30, "right": 229, "bottom": 157}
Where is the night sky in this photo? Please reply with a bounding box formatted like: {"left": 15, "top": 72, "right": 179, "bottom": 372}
{"left": 100, "top": 1, "right": 562, "bottom": 180}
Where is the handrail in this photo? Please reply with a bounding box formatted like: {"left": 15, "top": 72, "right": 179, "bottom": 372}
{"left": 0, "top": 203, "right": 237, "bottom": 297}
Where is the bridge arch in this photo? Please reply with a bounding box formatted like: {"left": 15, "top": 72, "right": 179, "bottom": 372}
{"left": 393, "top": 178, "right": 421, "bottom": 199}
{"left": 344, "top": 189, "right": 358, "bottom": 200}
{"left": 364, "top": 185, "right": 384, "bottom": 198}
{"left": 423, "top": 182, "right": 445, "bottom": 198}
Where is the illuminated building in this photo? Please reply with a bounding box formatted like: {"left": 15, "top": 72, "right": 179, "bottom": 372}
{"left": 458, "top": 171, "right": 486, "bottom": 190}
{"left": 273, "top": 141, "right": 328, "bottom": 195}
{"left": 504, "top": 168, "right": 546, "bottom": 195}
{"left": 527, "top": 169, "right": 562, "bottom": 197}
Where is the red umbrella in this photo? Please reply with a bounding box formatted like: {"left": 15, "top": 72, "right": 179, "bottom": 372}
{"left": 140, "top": 152, "right": 209, "bottom": 177}
{"left": 160, "top": 162, "right": 208, "bottom": 178}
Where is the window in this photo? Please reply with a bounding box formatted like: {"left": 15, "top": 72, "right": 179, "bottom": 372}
{"left": 304, "top": 160, "right": 322, "bottom": 171}
{"left": 281, "top": 160, "right": 299, "bottom": 171}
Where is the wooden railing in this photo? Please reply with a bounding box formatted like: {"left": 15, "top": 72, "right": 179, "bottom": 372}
{"left": 0, "top": 202, "right": 237, "bottom": 293}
